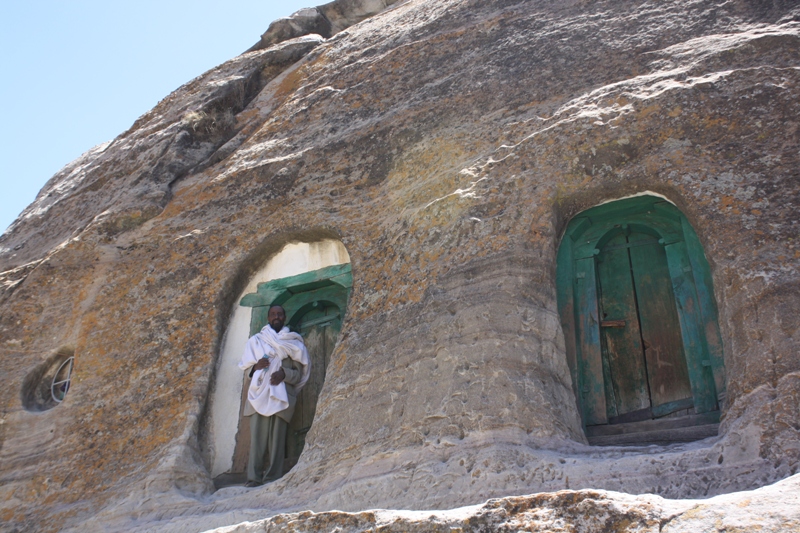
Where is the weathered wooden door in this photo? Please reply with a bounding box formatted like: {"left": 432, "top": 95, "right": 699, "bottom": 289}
{"left": 596, "top": 230, "right": 693, "bottom": 423}
{"left": 557, "top": 196, "right": 725, "bottom": 435}
{"left": 284, "top": 303, "right": 341, "bottom": 471}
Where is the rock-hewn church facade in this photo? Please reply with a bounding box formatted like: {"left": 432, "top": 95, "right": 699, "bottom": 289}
{"left": 1, "top": 0, "right": 798, "bottom": 531}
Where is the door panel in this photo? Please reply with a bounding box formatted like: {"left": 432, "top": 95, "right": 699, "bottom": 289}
{"left": 597, "top": 233, "right": 650, "bottom": 416}
{"left": 575, "top": 258, "right": 607, "bottom": 425}
{"left": 664, "top": 241, "right": 719, "bottom": 414}
{"left": 596, "top": 230, "right": 694, "bottom": 423}
{"left": 627, "top": 234, "right": 693, "bottom": 409}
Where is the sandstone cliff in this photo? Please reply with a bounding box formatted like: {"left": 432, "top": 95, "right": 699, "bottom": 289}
{"left": 1, "top": 0, "right": 799, "bottom": 531}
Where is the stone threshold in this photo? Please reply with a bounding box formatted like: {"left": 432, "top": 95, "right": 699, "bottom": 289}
{"left": 586, "top": 411, "right": 721, "bottom": 446}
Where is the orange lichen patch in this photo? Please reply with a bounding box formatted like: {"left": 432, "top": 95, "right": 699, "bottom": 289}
{"left": 275, "top": 56, "right": 330, "bottom": 103}
{"left": 330, "top": 349, "right": 348, "bottom": 374}
{"left": 638, "top": 104, "right": 662, "bottom": 119}
{"left": 163, "top": 184, "right": 228, "bottom": 216}
{"left": 698, "top": 114, "right": 731, "bottom": 132}
{"left": 1, "top": 2, "right": 799, "bottom": 531}
{"left": 614, "top": 95, "right": 631, "bottom": 107}
{"left": 667, "top": 106, "right": 683, "bottom": 118}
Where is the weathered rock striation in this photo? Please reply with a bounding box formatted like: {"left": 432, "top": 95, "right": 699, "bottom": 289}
{"left": 1, "top": 0, "right": 799, "bottom": 531}
{"left": 204, "top": 473, "right": 800, "bottom": 533}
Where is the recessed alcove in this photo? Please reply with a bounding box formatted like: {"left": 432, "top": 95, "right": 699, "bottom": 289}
{"left": 556, "top": 194, "right": 726, "bottom": 446}
{"left": 206, "top": 238, "right": 351, "bottom": 487}
{"left": 21, "top": 347, "right": 75, "bottom": 411}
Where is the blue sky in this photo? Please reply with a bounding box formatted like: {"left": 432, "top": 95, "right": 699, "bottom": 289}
{"left": 0, "top": 0, "right": 314, "bottom": 235}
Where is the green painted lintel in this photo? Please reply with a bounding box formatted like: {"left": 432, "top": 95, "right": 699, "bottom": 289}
{"left": 652, "top": 201, "right": 683, "bottom": 222}
{"left": 567, "top": 217, "right": 592, "bottom": 242}
{"left": 256, "top": 263, "right": 351, "bottom": 293}
{"left": 241, "top": 289, "right": 284, "bottom": 307}
{"left": 241, "top": 263, "right": 352, "bottom": 307}
{"left": 328, "top": 272, "right": 354, "bottom": 289}
{"left": 580, "top": 199, "right": 656, "bottom": 226}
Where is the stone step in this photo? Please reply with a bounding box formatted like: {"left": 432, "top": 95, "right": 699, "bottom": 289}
{"left": 587, "top": 423, "right": 720, "bottom": 447}
{"left": 586, "top": 411, "right": 721, "bottom": 446}
{"left": 213, "top": 472, "right": 247, "bottom": 489}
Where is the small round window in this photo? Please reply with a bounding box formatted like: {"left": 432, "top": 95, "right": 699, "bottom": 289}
{"left": 21, "top": 348, "right": 75, "bottom": 411}
{"left": 51, "top": 357, "right": 74, "bottom": 403}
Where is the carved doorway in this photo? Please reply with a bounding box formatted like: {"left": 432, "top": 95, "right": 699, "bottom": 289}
{"left": 556, "top": 195, "right": 726, "bottom": 445}
{"left": 229, "top": 263, "right": 351, "bottom": 477}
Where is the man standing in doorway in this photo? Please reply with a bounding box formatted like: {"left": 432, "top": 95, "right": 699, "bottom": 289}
{"left": 238, "top": 305, "right": 310, "bottom": 487}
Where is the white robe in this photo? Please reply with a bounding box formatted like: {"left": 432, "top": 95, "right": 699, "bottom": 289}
{"left": 238, "top": 325, "right": 310, "bottom": 417}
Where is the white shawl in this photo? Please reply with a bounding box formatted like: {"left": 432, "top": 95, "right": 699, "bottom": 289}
{"left": 238, "top": 325, "right": 310, "bottom": 417}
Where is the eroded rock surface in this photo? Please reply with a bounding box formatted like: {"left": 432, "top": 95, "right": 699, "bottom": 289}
{"left": 247, "top": 0, "right": 404, "bottom": 50}
{"left": 1, "top": 0, "right": 799, "bottom": 532}
{"left": 201, "top": 473, "right": 800, "bottom": 533}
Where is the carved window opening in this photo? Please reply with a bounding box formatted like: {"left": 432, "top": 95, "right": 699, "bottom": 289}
{"left": 21, "top": 348, "right": 75, "bottom": 411}
{"left": 556, "top": 195, "right": 725, "bottom": 446}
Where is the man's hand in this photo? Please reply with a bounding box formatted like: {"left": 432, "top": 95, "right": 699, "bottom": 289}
{"left": 270, "top": 367, "right": 286, "bottom": 385}
{"left": 254, "top": 358, "right": 271, "bottom": 371}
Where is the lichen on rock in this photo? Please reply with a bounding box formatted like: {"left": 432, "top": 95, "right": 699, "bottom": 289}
{"left": 1, "top": 0, "right": 799, "bottom": 532}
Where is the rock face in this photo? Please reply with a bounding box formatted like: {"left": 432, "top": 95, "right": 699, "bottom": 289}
{"left": 1, "top": 0, "right": 799, "bottom": 531}
{"left": 204, "top": 473, "right": 800, "bottom": 533}
{"left": 247, "top": 0, "right": 404, "bottom": 51}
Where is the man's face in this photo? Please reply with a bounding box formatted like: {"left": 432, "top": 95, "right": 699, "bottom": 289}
{"left": 268, "top": 306, "right": 286, "bottom": 332}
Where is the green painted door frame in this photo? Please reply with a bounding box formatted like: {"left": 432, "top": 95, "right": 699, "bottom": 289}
{"left": 556, "top": 196, "right": 725, "bottom": 427}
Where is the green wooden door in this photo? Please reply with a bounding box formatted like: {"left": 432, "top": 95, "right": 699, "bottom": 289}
{"left": 557, "top": 196, "right": 724, "bottom": 433}
{"left": 284, "top": 303, "right": 341, "bottom": 472}
{"left": 596, "top": 230, "right": 693, "bottom": 422}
